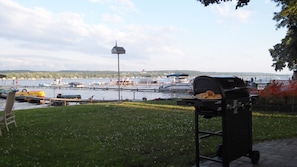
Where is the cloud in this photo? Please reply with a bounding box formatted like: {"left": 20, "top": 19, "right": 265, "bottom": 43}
{"left": 110, "top": 0, "right": 137, "bottom": 13}
{"left": 211, "top": 2, "right": 252, "bottom": 24}
{"left": 88, "top": 0, "right": 104, "bottom": 3}
{"left": 0, "top": 0, "right": 187, "bottom": 71}
{"left": 89, "top": 0, "right": 137, "bottom": 14}
{"left": 101, "top": 13, "right": 124, "bottom": 23}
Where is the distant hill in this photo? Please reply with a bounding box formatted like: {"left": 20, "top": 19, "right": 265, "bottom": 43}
{"left": 0, "top": 70, "right": 292, "bottom": 80}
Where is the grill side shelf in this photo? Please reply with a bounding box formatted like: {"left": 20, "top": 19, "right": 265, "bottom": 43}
{"left": 177, "top": 98, "right": 200, "bottom": 106}
{"left": 177, "top": 98, "right": 223, "bottom": 118}
{"left": 177, "top": 98, "right": 221, "bottom": 106}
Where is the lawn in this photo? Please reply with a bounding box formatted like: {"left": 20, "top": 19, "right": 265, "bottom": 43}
{"left": 0, "top": 100, "right": 296, "bottom": 166}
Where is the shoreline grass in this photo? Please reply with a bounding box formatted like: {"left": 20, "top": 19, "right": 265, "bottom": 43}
{"left": 0, "top": 100, "right": 296, "bottom": 166}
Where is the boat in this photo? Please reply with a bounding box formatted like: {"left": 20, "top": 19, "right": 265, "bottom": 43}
{"left": 159, "top": 83, "right": 193, "bottom": 93}
{"left": 0, "top": 89, "right": 8, "bottom": 98}
{"left": 39, "top": 78, "right": 67, "bottom": 87}
{"left": 56, "top": 93, "right": 81, "bottom": 99}
{"left": 138, "top": 75, "right": 157, "bottom": 84}
{"left": 68, "top": 82, "right": 84, "bottom": 88}
{"left": 91, "top": 81, "right": 108, "bottom": 86}
{"left": 158, "top": 73, "right": 193, "bottom": 93}
{"left": 16, "top": 89, "right": 45, "bottom": 97}
{"left": 52, "top": 93, "right": 82, "bottom": 106}
{"left": 115, "top": 78, "right": 134, "bottom": 85}
{"left": 15, "top": 89, "right": 45, "bottom": 102}
{"left": 0, "top": 88, "right": 15, "bottom": 99}
{"left": 39, "top": 83, "right": 51, "bottom": 87}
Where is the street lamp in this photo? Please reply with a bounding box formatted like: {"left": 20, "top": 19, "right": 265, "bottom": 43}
{"left": 111, "top": 42, "right": 125, "bottom": 101}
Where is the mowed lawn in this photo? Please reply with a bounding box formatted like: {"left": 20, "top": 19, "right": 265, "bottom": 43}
{"left": 0, "top": 100, "right": 297, "bottom": 167}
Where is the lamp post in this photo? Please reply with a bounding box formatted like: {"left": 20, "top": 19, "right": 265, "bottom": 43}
{"left": 111, "top": 42, "right": 125, "bottom": 101}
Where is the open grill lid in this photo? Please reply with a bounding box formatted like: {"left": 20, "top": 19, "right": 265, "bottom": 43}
{"left": 193, "top": 76, "right": 249, "bottom": 99}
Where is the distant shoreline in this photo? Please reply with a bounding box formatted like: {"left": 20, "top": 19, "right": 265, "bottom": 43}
{"left": 0, "top": 70, "right": 292, "bottom": 80}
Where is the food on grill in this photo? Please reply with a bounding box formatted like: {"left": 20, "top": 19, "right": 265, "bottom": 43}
{"left": 195, "top": 90, "right": 222, "bottom": 99}
{"left": 214, "top": 94, "right": 222, "bottom": 99}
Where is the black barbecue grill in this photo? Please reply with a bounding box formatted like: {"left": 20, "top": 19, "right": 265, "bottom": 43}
{"left": 177, "top": 76, "right": 260, "bottom": 167}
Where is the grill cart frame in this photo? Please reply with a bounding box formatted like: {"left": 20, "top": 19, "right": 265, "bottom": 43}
{"left": 177, "top": 76, "right": 260, "bottom": 167}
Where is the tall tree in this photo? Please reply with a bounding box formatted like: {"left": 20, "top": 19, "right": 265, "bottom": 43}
{"left": 197, "top": 0, "right": 297, "bottom": 72}
{"left": 269, "top": 0, "right": 297, "bottom": 72}
{"left": 197, "top": 0, "right": 250, "bottom": 9}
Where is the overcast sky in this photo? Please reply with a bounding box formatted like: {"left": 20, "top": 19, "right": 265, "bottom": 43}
{"left": 0, "top": 0, "right": 291, "bottom": 74}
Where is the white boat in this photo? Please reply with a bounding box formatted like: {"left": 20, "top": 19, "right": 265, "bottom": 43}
{"left": 39, "top": 83, "right": 51, "bottom": 87}
{"left": 158, "top": 73, "right": 193, "bottom": 93}
{"left": 159, "top": 82, "right": 193, "bottom": 92}
{"left": 138, "top": 75, "right": 157, "bottom": 84}
{"left": 69, "top": 82, "right": 84, "bottom": 88}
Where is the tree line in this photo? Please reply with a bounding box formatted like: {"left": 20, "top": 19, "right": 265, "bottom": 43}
{"left": 0, "top": 70, "right": 205, "bottom": 79}
{"left": 0, "top": 70, "right": 282, "bottom": 80}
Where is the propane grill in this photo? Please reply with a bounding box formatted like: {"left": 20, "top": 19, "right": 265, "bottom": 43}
{"left": 177, "top": 76, "right": 260, "bottom": 167}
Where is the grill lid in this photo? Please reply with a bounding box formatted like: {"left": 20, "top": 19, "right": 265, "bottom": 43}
{"left": 193, "top": 76, "right": 249, "bottom": 99}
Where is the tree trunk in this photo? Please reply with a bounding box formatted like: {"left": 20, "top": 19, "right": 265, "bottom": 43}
{"left": 292, "top": 71, "right": 297, "bottom": 80}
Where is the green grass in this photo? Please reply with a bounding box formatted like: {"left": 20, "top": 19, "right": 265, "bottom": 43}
{"left": 0, "top": 100, "right": 296, "bottom": 167}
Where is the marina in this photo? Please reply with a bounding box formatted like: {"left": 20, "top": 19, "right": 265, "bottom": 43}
{"left": 0, "top": 77, "right": 193, "bottom": 110}
{"left": 0, "top": 77, "right": 195, "bottom": 100}
{"left": 21, "top": 86, "right": 191, "bottom": 101}
{"left": 0, "top": 73, "right": 293, "bottom": 110}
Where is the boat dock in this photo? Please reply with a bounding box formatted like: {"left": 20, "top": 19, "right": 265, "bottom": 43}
{"left": 18, "top": 95, "right": 120, "bottom": 106}
{"left": 2, "top": 84, "right": 193, "bottom": 106}
{"left": 20, "top": 85, "right": 160, "bottom": 92}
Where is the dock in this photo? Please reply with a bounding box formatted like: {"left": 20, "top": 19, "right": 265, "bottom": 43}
{"left": 15, "top": 95, "right": 120, "bottom": 106}
{"left": 48, "top": 98, "right": 109, "bottom": 106}
{"left": 8, "top": 84, "right": 192, "bottom": 106}
{"left": 20, "top": 85, "right": 160, "bottom": 92}
{"left": 9, "top": 84, "right": 161, "bottom": 106}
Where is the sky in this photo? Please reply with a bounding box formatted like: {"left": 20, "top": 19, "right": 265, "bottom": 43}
{"left": 0, "top": 0, "right": 292, "bottom": 74}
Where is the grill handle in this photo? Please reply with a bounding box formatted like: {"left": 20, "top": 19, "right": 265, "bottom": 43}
{"left": 224, "top": 86, "right": 247, "bottom": 92}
